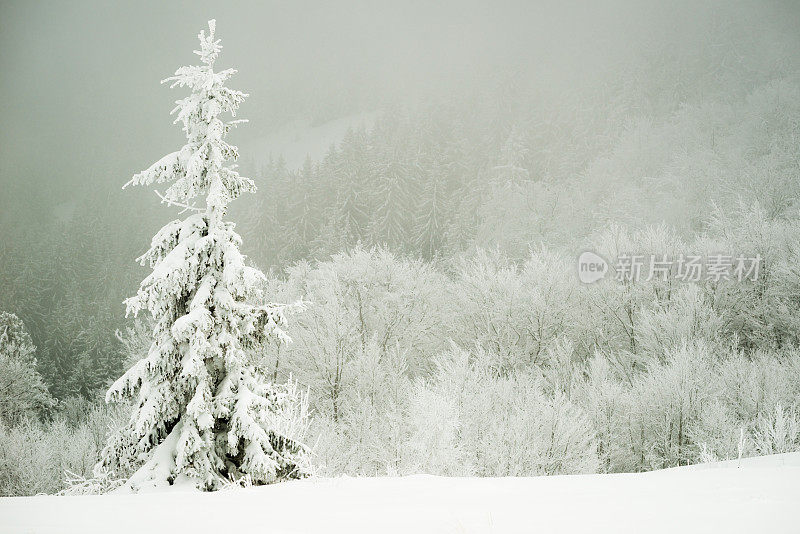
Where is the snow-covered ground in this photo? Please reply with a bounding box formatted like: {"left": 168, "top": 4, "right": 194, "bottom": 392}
{"left": 2, "top": 453, "right": 799, "bottom": 533}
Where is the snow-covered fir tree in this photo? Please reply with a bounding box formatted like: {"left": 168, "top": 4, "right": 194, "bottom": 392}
{"left": 332, "top": 128, "right": 371, "bottom": 243}
{"left": 370, "top": 156, "right": 415, "bottom": 250}
{"left": 414, "top": 156, "right": 453, "bottom": 259}
{"left": 99, "top": 20, "right": 309, "bottom": 490}
{"left": 493, "top": 127, "right": 530, "bottom": 188}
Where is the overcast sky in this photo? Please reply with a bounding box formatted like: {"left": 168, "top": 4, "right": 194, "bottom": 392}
{"left": 1, "top": 0, "right": 797, "bottom": 205}
{"left": 0, "top": 0, "right": 641, "bottom": 194}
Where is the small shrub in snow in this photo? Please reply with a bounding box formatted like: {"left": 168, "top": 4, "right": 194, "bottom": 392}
{"left": 59, "top": 467, "right": 125, "bottom": 496}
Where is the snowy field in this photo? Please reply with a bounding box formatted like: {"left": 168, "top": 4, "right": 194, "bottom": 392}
{"left": 2, "top": 453, "right": 798, "bottom": 534}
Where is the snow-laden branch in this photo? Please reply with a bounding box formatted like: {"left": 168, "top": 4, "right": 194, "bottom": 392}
{"left": 154, "top": 190, "right": 203, "bottom": 213}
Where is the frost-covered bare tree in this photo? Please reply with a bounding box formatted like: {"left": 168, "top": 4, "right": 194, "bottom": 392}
{"left": 0, "top": 312, "right": 54, "bottom": 426}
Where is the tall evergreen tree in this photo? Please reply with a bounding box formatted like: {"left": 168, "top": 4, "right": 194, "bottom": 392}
{"left": 414, "top": 157, "right": 452, "bottom": 259}
{"left": 332, "top": 128, "right": 371, "bottom": 243}
{"left": 290, "top": 157, "right": 319, "bottom": 251}
{"left": 369, "top": 156, "right": 416, "bottom": 250}
{"left": 492, "top": 127, "right": 530, "bottom": 188}
{"left": 99, "top": 21, "right": 309, "bottom": 490}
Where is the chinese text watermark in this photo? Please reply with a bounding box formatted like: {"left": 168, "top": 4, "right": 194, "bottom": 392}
{"left": 577, "top": 252, "right": 761, "bottom": 284}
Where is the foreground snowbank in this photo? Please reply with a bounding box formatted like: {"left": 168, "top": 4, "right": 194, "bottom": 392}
{"left": 2, "top": 453, "right": 798, "bottom": 533}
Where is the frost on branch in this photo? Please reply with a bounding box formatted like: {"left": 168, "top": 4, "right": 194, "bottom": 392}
{"left": 99, "top": 20, "right": 310, "bottom": 491}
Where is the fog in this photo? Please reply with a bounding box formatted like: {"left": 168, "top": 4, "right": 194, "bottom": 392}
{"left": 2, "top": 0, "right": 800, "bottom": 504}
{"left": 3, "top": 0, "right": 578, "bottom": 194}
{"left": 6, "top": 0, "right": 795, "bottom": 203}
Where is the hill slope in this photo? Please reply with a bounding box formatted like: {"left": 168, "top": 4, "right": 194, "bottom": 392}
{"left": 2, "top": 453, "right": 798, "bottom": 533}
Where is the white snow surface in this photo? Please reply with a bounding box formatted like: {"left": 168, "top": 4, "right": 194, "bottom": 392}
{"left": 2, "top": 453, "right": 799, "bottom": 533}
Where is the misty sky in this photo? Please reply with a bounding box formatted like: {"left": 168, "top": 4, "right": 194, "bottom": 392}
{"left": 1, "top": 0, "right": 798, "bottom": 206}
{"left": 0, "top": 1, "right": 642, "bottom": 195}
